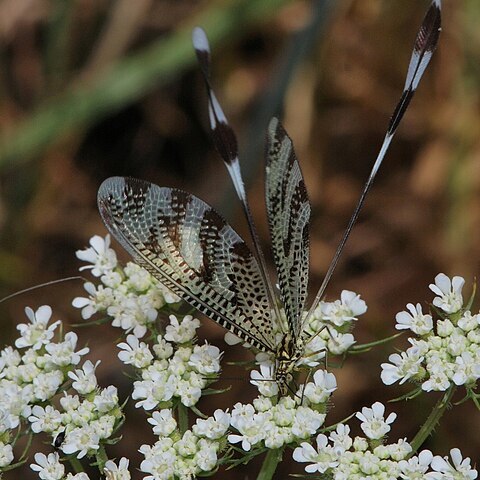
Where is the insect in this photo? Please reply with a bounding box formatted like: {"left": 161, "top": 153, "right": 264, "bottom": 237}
{"left": 97, "top": 1, "right": 441, "bottom": 395}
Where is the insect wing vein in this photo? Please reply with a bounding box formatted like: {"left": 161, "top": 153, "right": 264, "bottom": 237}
{"left": 265, "top": 118, "right": 311, "bottom": 342}
{"left": 98, "top": 176, "right": 277, "bottom": 352}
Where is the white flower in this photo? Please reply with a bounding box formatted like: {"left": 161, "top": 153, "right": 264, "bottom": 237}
{"left": 399, "top": 449, "right": 433, "bottom": 478}
{"left": 0, "top": 442, "right": 13, "bottom": 468}
{"left": 61, "top": 424, "right": 100, "bottom": 459}
{"left": 104, "top": 457, "right": 130, "bottom": 480}
{"left": 108, "top": 296, "right": 156, "bottom": 338}
{"left": 33, "top": 370, "right": 65, "bottom": 401}
{"left": 164, "top": 315, "right": 200, "bottom": 344}
{"left": 45, "top": 332, "right": 89, "bottom": 366}
{"left": 152, "top": 337, "right": 174, "bottom": 359}
{"left": 72, "top": 282, "right": 109, "bottom": 320}
{"left": 76, "top": 234, "right": 117, "bottom": 277}
{"left": 329, "top": 424, "right": 352, "bottom": 452}
{"left": 188, "top": 343, "right": 222, "bottom": 375}
{"left": 300, "top": 369, "right": 337, "bottom": 405}
{"left": 422, "top": 363, "right": 451, "bottom": 392}
{"left": 193, "top": 409, "right": 230, "bottom": 440}
{"left": 66, "top": 472, "right": 90, "bottom": 479}
{"left": 148, "top": 409, "right": 177, "bottom": 436}
{"left": 427, "top": 448, "right": 478, "bottom": 479}
{"left": 123, "top": 263, "right": 154, "bottom": 292}
{"left": 356, "top": 402, "right": 396, "bottom": 440}
{"left": 396, "top": 303, "right": 433, "bottom": 335}
{"left": 300, "top": 336, "right": 327, "bottom": 367}
{"left": 117, "top": 335, "right": 153, "bottom": 368}
{"left": 293, "top": 434, "right": 338, "bottom": 473}
{"left": 381, "top": 349, "right": 423, "bottom": 385}
{"left": 16, "top": 306, "right": 60, "bottom": 350}
{"left": 68, "top": 360, "right": 99, "bottom": 394}
{"left": 319, "top": 290, "right": 367, "bottom": 327}
{"left": 195, "top": 439, "right": 219, "bottom": 471}
{"left": 291, "top": 406, "right": 325, "bottom": 438}
{"left": 429, "top": 273, "right": 465, "bottom": 314}
{"left": 30, "top": 452, "right": 64, "bottom": 479}
{"left": 93, "top": 385, "right": 119, "bottom": 413}
{"left": 326, "top": 329, "right": 355, "bottom": 355}
{"left": 28, "top": 405, "right": 62, "bottom": 433}
{"left": 250, "top": 364, "right": 278, "bottom": 397}
{"left": 452, "top": 352, "right": 480, "bottom": 386}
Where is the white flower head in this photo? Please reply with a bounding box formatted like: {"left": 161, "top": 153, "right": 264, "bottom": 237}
{"left": 148, "top": 409, "right": 177, "bottom": 437}
{"left": 429, "top": 273, "right": 465, "bottom": 314}
{"left": 428, "top": 448, "right": 478, "bottom": 479}
{"left": 72, "top": 282, "right": 115, "bottom": 320}
{"left": 193, "top": 409, "right": 230, "bottom": 439}
{"left": 356, "top": 402, "right": 397, "bottom": 440}
{"left": 61, "top": 424, "right": 100, "bottom": 459}
{"left": 293, "top": 434, "right": 338, "bottom": 474}
{"left": 104, "top": 457, "right": 131, "bottom": 480}
{"left": 68, "top": 360, "right": 100, "bottom": 394}
{"left": 188, "top": 343, "right": 222, "bottom": 375}
{"left": 0, "top": 441, "right": 14, "bottom": 468}
{"left": 319, "top": 290, "right": 367, "bottom": 327}
{"left": 164, "top": 315, "right": 200, "bottom": 344}
{"left": 300, "top": 369, "right": 337, "bottom": 405}
{"left": 381, "top": 349, "right": 423, "bottom": 386}
{"left": 16, "top": 305, "right": 60, "bottom": 350}
{"left": 76, "top": 234, "right": 117, "bottom": 277}
{"left": 45, "top": 332, "right": 89, "bottom": 367}
{"left": 28, "top": 405, "right": 62, "bottom": 434}
{"left": 396, "top": 303, "right": 433, "bottom": 335}
{"left": 399, "top": 449, "right": 433, "bottom": 478}
{"left": 117, "top": 335, "right": 153, "bottom": 368}
{"left": 250, "top": 364, "right": 278, "bottom": 397}
{"left": 30, "top": 452, "right": 65, "bottom": 479}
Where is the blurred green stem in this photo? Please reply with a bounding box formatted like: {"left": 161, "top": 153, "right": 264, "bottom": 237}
{"left": 257, "top": 447, "right": 283, "bottom": 480}
{"left": 0, "top": 0, "right": 288, "bottom": 168}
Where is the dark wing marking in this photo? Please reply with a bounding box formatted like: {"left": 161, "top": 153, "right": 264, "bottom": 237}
{"left": 98, "top": 177, "right": 276, "bottom": 352}
{"left": 265, "top": 118, "right": 311, "bottom": 342}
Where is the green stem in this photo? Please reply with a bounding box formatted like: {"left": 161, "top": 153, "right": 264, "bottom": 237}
{"left": 69, "top": 456, "right": 84, "bottom": 474}
{"left": 257, "top": 447, "right": 283, "bottom": 480}
{"left": 409, "top": 385, "right": 456, "bottom": 454}
{"left": 177, "top": 403, "right": 189, "bottom": 434}
{"left": 95, "top": 443, "right": 109, "bottom": 473}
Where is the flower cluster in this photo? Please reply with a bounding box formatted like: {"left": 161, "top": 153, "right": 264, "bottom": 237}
{"left": 294, "top": 402, "right": 478, "bottom": 479}
{"left": 381, "top": 273, "right": 480, "bottom": 392}
{"left": 0, "top": 306, "right": 89, "bottom": 468}
{"left": 30, "top": 452, "right": 131, "bottom": 480}
{"left": 140, "top": 409, "right": 229, "bottom": 479}
{"left": 229, "top": 369, "right": 336, "bottom": 451}
{"left": 226, "top": 289, "right": 365, "bottom": 372}
{"left": 73, "top": 235, "right": 180, "bottom": 337}
{"left": 118, "top": 314, "right": 221, "bottom": 409}
{"left": 303, "top": 289, "right": 366, "bottom": 358}
{"left": 28, "top": 358, "right": 123, "bottom": 459}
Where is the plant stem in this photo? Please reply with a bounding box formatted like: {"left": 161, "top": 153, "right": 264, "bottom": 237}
{"left": 95, "top": 443, "right": 109, "bottom": 473}
{"left": 177, "top": 403, "right": 189, "bottom": 434}
{"left": 69, "top": 456, "right": 84, "bottom": 473}
{"left": 409, "top": 385, "right": 456, "bottom": 454}
{"left": 257, "top": 447, "right": 283, "bottom": 480}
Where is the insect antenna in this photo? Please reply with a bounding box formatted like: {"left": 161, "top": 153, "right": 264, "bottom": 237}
{"left": 304, "top": 0, "right": 442, "bottom": 324}
{"left": 192, "top": 27, "right": 283, "bottom": 327}
{"left": 0, "top": 276, "right": 86, "bottom": 305}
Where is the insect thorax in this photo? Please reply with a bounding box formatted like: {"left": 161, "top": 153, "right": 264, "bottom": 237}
{"left": 275, "top": 334, "right": 304, "bottom": 395}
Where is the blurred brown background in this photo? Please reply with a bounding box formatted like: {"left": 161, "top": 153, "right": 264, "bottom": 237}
{"left": 0, "top": 0, "right": 479, "bottom": 478}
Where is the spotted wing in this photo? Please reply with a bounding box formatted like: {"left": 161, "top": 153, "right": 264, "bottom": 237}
{"left": 265, "top": 118, "right": 311, "bottom": 342}
{"left": 98, "top": 177, "right": 276, "bottom": 352}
